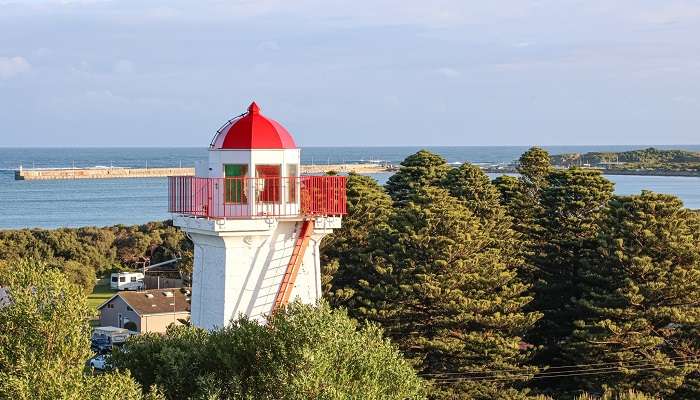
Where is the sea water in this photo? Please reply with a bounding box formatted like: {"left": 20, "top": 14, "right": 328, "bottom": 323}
{"left": 1, "top": 146, "right": 699, "bottom": 229}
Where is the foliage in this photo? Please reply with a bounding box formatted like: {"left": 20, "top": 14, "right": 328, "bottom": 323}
{"left": 527, "top": 168, "right": 614, "bottom": 370}
{"left": 0, "top": 220, "right": 193, "bottom": 286}
{"left": 505, "top": 147, "right": 553, "bottom": 271}
{"left": 551, "top": 147, "right": 700, "bottom": 171}
{"left": 573, "top": 390, "right": 659, "bottom": 400}
{"left": 518, "top": 147, "right": 553, "bottom": 191}
{"left": 112, "top": 301, "right": 424, "bottom": 400}
{"left": 492, "top": 174, "right": 521, "bottom": 208}
{"left": 565, "top": 192, "right": 700, "bottom": 397}
{"left": 361, "top": 187, "right": 539, "bottom": 399}
{"left": 442, "top": 162, "right": 524, "bottom": 281}
{"left": 385, "top": 150, "right": 451, "bottom": 203}
{"left": 0, "top": 258, "right": 157, "bottom": 400}
{"left": 443, "top": 162, "right": 503, "bottom": 220}
{"left": 320, "top": 173, "right": 394, "bottom": 309}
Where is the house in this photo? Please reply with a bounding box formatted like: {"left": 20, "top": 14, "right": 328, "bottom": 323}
{"left": 97, "top": 288, "right": 191, "bottom": 333}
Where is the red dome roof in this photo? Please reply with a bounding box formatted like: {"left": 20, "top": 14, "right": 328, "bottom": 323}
{"left": 211, "top": 102, "right": 297, "bottom": 150}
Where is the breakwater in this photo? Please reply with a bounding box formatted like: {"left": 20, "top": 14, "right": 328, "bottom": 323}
{"left": 15, "top": 167, "right": 194, "bottom": 180}
{"left": 14, "top": 163, "right": 396, "bottom": 180}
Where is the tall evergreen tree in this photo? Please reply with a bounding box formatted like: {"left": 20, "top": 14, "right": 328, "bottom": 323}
{"left": 443, "top": 163, "right": 502, "bottom": 220}
{"left": 517, "top": 147, "right": 552, "bottom": 193}
{"left": 528, "top": 168, "right": 614, "bottom": 371}
{"left": 442, "top": 163, "right": 524, "bottom": 269}
{"left": 493, "top": 175, "right": 521, "bottom": 210}
{"left": 385, "top": 150, "right": 451, "bottom": 204}
{"left": 370, "top": 187, "right": 540, "bottom": 399}
{"left": 512, "top": 147, "right": 553, "bottom": 241}
{"left": 566, "top": 192, "right": 700, "bottom": 398}
{"left": 320, "top": 173, "right": 393, "bottom": 311}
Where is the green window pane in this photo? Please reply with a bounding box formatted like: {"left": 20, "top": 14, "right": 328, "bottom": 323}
{"left": 224, "top": 164, "right": 247, "bottom": 203}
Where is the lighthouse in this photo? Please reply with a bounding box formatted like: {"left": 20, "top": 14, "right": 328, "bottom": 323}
{"left": 168, "top": 102, "right": 346, "bottom": 329}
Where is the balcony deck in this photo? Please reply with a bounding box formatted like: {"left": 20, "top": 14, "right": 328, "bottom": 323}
{"left": 168, "top": 176, "right": 346, "bottom": 219}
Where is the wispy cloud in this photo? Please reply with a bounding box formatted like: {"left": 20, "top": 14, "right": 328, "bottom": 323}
{"left": 436, "top": 67, "right": 460, "bottom": 78}
{"left": 0, "top": 56, "right": 30, "bottom": 79}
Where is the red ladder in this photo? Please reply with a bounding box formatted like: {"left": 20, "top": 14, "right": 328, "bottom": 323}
{"left": 272, "top": 220, "right": 315, "bottom": 312}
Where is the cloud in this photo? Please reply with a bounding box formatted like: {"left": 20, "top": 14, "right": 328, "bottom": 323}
{"left": 0, "top": 56, "right": 31, "bottom": 79}
{"left": 435, "top": 67, "right": 461, "bottom": 78}
{"left": 113, "top": 59, "right": 134, "bottom": 74}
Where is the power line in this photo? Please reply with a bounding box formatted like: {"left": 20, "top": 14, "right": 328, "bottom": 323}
{"left": 426, "top": 359, "right": 699, "bottom": 384}
{"left": 419, "top": 355, "right": 699, "bottom": 377}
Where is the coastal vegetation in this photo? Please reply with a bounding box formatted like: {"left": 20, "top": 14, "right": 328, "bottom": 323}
{"left": 2, "top": 147, "right": 700, "bottom": 399}
{"left": 0, "top": 221, "right": 192, "bottom": 293}
{"left": 111, "top": 302, "right": 424, "bottom": 400}
{"left": 322, "top": 148, "right": 700, "bottom": 399}
{"left": 550, "top": 147, "right": 700, "bottom": 172}
{"left": 0, "top": 259, "right": 160, "bottom": 400}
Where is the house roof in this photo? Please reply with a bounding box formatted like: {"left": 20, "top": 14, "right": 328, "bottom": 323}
{"left": 99, "top": 288, "right": 191, "bottom": 316}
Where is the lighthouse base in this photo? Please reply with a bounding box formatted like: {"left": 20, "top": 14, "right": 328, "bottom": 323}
{"left": 174, "top": 216, "right": 340, "bottom": 330}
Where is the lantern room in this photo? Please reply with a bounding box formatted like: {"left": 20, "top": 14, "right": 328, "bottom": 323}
{"left": 203, "top": 101, "right": 300, "bottom": 184}
{"left": 169, "top": 102, "right": 346, "bottom": 219}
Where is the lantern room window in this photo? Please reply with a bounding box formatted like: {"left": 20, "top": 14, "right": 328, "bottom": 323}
{"left": 255, "top": 165, "right": 281, "bottom": 203}
{"left": 224, "top": 164, "right": 248, "bottom": 204}
{"left": 287, "top": 164, "right": 298, "bottom": 203}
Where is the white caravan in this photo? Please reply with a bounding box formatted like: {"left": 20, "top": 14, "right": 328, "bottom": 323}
{"left": 110, "top": 272, "right": 145, "bottom": 291}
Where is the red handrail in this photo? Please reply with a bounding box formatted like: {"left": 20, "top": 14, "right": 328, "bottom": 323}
{"left": 168, "top": 176, "right": 347, "bottom": 219}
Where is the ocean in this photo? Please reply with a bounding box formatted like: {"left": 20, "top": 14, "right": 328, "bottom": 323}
{"left": 1, "top": 146, "right": 699, "bottom": 229}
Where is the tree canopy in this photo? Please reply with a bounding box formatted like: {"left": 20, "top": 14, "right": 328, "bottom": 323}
{"left": 112, "top": 301, "right": 425, "bottom": 400}
{"left": 0, "top": 258, "right": 158, "bottom": 400}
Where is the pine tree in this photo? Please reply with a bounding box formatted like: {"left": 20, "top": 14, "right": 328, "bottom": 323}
{"left": 496, "top": 148, "right": 553, "bottom": 278}
{"left": 443, "top": 162, "right": 502, "bottom": 220}
{"left": 566, "top": 192, "right": 700, "bottom": 397}
{"left": 517, "top": 147, "right": 552, "bottom": 193}
{"left": 512, "top": 147, "right": 552, "bottom": 241}
{"left": 370, "top": 187, "right": 540, "bottom": 399}
{"left": 320, "top": 173, "right": 393, "bottom": 311}
{"left": 442, "top": 163, "right": 524, "bottom": 270}
{"left": 527, "top": 168, "right": 614, "bottom": 372}
{"left": 493, "top": 175, "right": 521, "bottom": 210}
{"left": 385, "top": 150, "right": 451, "bottom": 204}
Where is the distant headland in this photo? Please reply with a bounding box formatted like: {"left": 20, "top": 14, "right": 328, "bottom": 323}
{"left": 481, "top": 147, "right": 700, "bottom": 177}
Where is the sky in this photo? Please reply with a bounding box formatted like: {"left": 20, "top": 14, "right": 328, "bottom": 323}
{"left": 1, "top": 0, "right": 699, "bottom": 147}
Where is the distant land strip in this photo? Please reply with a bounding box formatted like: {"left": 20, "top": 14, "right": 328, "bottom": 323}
{"left": 14, "top": 163, "right": 398, "bottom": 180}
{"left": 15, "top": 163, "right": 700, "bottom": 181}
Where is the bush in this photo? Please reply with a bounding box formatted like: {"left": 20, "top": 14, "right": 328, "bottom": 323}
{"left": 0, "top": 258, "right": 158, "bottom": 400}
{"left": 113, "top": 301, "right": 425, "bottom": 400}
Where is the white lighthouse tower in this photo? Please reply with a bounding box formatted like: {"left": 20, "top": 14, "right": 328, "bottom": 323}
{"left": 168, "top": 102, "right": 345, "bottom": 329}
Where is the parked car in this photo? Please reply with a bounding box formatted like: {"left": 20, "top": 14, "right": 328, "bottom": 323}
{"left": 90, "top": 337, "right": 111, "bottom": 354}
{"left": 88, "top": 354, "right": 108, "bottom": 370}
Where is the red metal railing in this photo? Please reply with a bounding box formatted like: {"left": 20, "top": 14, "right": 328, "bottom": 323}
{"left": 168, "top": 176, "right": 347, "bottom": 219}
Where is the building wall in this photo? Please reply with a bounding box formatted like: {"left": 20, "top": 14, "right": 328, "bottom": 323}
{"left": 184, "top": 216, "right": 340, "bottom": 330}
{"left": 99, "top": 296, "right": 141, "bottom": 331}
{"left": 141, "top": 312, "right": 190, "bottom": 333}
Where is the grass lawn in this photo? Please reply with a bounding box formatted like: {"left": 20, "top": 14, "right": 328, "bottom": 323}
{"left": 87, "top": 282, "right": 116, "bottom": 310}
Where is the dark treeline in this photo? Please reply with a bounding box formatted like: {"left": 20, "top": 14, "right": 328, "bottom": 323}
{"left": 322, "top": 148, "right": 700, "bottom": 399}
{"left": 0, "top": 221, "right": 193, "bottom": 291}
